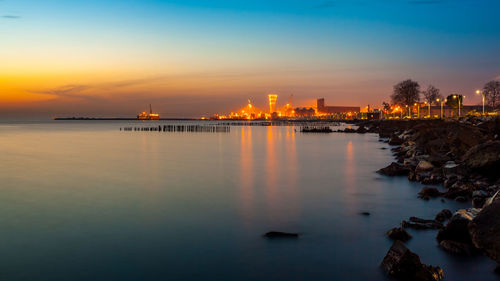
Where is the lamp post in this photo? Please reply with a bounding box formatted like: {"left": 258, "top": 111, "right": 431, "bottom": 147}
{"left": 428, "top": 101, "right": 431, "bottom": 118}
{"left": 405, "top": 105, "right": 409, "bottom": 118}
{"left": 439, "top": 98, "right": 446, "bottom": 119}
{"left": 476, "top": 90, "right": 485, "bottom": 115}
{"left": 452, "top": 95, "right": 462, "bottom": 118}
{"left": 415, "top": 103, "right": 419, "bottom": 118}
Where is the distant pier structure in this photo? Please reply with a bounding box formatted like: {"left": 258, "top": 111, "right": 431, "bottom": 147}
{"left": 121, "top": 124, "right": 230, "bottom": 133}
{"left": 137, "top": 104, "right": 160, "bottom": 120}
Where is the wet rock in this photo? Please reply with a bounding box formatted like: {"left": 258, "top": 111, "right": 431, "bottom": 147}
{"left": 439, "top": 240, "right": 476, "bottom": 256}
{"left": 389, "top": 135, "right": 404, "bottom": 145}
{"left": 264, "top": 231, "right": 299, "bottom": 238}
{"left": 434, "top": 209, "right": 452, "bottom": 223}
{"left": 416, "top": 160, "right": 434, "bottom": 172}
{"left": 469, "top": 195, "right": 500, "bottom": 263}
{"left": 378, "top": 162, "right": 410, "bottom": 176}
{"left": 381, "top": 240, "right": 444, "bottom": 281}
{"left": 402, "top": 217, "right": 443, "bottom": 230}
{"left": 455, "top": 196, "right": 468, "bottom": 203}
{"left": 387, "top": 227, "right": 412, "bottom": 241}
{"left": 443, "top": 162, "right": 459, "bottom": 177}
{"left": 356, "top": 126, "right": 367, "bottom": 134}
{"left": 436, "top": 209, "right": 479, "bottom": 244}
{"left": 418, "top": 187, "right": 442, "bottom": 199}
{"left": 443, "top": 175, "right": 458, "bottom": 189}
{"left": 359, "top": 211, "right": 370, "bottom": 216}
{"left": 443, "top": 187, "right": 471, "bottom": 200}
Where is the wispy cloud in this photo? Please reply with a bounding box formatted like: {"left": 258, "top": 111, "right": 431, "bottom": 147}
{"left": 27, "top": 77, "right": 167, "bottom": 101}
{"left": 29, "top": 85, "right": 99, "bottom": 100}
{"left": 2, "top": 15, "right": 20, "bottom": 19}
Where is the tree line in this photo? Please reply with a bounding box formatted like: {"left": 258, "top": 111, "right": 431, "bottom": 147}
{"left": 386, "top": 79, "right": 500, "bottom": 112}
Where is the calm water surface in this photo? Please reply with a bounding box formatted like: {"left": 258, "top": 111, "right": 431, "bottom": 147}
{"left": 0, "top": 121, "right": 496, "bottom": 281}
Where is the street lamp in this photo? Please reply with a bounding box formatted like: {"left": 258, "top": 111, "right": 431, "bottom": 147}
{"left": 476, "top": 89, "right": 485, "bottom": 115}
{"left": 452, "top": 95, "right": 462, "bottom": 118}
{"left": 438, "top": 98, "right": 446, "bottom": 119}
{"left": 414, "top": 103, "right": 419, "bottom": 118}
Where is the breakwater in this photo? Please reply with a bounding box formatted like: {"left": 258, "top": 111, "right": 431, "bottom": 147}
{"left": 121, "top": 125, "right": 230, "bottom": 133}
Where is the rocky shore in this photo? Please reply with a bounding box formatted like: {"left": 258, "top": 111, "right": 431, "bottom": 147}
{"left": 355, "top": 117, "right": 500, "bottom": 280}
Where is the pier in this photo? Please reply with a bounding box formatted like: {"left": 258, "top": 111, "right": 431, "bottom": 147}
{"left": 121, "top": 125, "right": 230, "bottom": 133}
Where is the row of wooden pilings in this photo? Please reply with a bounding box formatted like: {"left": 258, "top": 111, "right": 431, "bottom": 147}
{"left": 120, "top": 125, "right": 230, "bottom": 133}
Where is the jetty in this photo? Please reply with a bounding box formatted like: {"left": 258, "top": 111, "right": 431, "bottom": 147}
{"left": 121, "top": 125, "right": 230, "bottom": 133}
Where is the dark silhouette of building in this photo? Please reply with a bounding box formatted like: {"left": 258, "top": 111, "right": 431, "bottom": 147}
{"left": 317, "top": 98, "right": 360, "bottom": 114}
{"left": 294, "top": 107, "right": 316, "bottom": 117}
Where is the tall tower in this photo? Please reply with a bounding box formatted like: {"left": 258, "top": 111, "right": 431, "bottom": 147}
{"left": 268, "top": 94, "right": 278, "bottom": 113}
{"left": 317, "top": 98, "right": 325, "bottom": 110}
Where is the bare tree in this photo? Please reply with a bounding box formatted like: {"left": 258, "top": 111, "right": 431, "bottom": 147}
{"left": 445, "top": 94, "right": 463, "bottom": 109}
{"left": 483, "top": 80, "right": 500, "bottom": 109}
{"left": 391, "top": 79, "right": 420, "bottom": 114}
{"left": 382, "top": 101, "right": 391, "bottom": 112}
{"left": 422, "top": 85, "right": 442, "bottom": 105}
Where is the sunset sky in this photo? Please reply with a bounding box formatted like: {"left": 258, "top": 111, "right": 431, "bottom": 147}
{"left": 1, "top": 0, "right": 499, "bottom": 118}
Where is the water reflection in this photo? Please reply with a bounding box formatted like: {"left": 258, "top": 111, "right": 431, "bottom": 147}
{"left": 345, "top": 140, "right": 356, "bottom": 190}
{"left": 239, "top": 127, "right": 255, "bottom": 226}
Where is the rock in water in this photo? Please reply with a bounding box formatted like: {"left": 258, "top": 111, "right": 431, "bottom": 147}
{"left": 434, "top": 209, "right": 452, "bottom": 223}
{"left": 469, "top": 197, "right": 500, "bottom": 263}
{"left": 264, "top": 231, "right": 299, "bottom": 238}
{"left": 377, "top": 162, "right": 410, "bottom": 176}
{"left": 381, "top": 240, "right": 444, "bottom": 281}
{"left": 402, "top": 217, "right": 443, "bottom": 230}
{"left": 418, "top": 187, "right": 442, "bottom": 199}
{"left": 387, "top": 227, "right": 412, "bottom": 241}
{"left": 436, "top": 209, "right": 479, "bottom": 252}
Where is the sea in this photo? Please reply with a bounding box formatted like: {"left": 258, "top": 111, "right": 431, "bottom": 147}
{"left": 0, "top": 120, "right": 496, "bottom": 281}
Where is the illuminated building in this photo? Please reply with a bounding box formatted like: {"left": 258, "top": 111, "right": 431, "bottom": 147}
{"left": 137, "top": 104, "right": 160, "bottom": 120}
{"left": 268, "top": 94, "right": 278, "bottom": 113}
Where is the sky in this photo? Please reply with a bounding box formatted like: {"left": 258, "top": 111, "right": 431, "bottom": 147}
{"left": 1, "top": 0, "right": 500, "bottom": 118}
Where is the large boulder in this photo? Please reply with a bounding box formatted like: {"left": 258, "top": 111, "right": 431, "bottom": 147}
{"left": 418, "top": 187, "right": 442, "bottom": 200}
{"left": 381, "top": 240, "right": 444, "bottom": 281}
{"left": 378, "top": 162, "right": 410, "bottom": 176}
{"left": 436, "top": 209, "right": 479, "bottom": 244}
{"left": 469, "top": 194, "right": 500, "bottom": 263}
{"left": 462, "top": 140, "right": 500, "bottom": 178}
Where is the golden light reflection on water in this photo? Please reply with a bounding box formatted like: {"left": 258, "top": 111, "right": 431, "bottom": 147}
{"left": 239, "top": 126, "right": 300, "bottom": 224}
{"left": 239, "top": 127, "right": 255, "bottom": 225}
{"left": 345, "top": 140, "right": 356, "bottom": 190}
{"left": 265, "top": 126, "right": 279, "bottom": 219}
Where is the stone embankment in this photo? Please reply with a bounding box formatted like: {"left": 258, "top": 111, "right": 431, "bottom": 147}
{"left": 354, "top": 116, "right": 500, "bottom": 280}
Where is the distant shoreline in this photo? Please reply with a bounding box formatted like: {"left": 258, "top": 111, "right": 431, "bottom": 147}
{"left": 53, "top": 117, "right": 202, "bottom": 121}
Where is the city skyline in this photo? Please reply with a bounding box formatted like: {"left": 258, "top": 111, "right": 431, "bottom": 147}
{"left": 1, "top": 0, "right": 500, "bottom": 118}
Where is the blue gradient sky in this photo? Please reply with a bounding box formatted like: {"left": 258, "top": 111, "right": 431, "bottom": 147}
{"left": 1, "top": 0, "right": 499, "bottom": 117}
